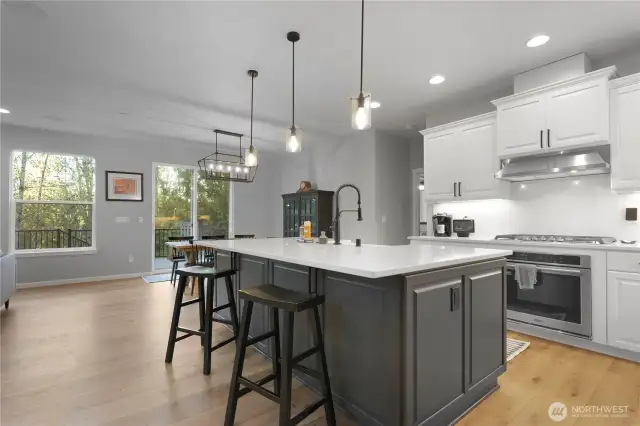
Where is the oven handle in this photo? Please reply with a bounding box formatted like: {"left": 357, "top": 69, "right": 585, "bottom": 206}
{"left": 507, "top": 263, "right": 583, "bottom": 277}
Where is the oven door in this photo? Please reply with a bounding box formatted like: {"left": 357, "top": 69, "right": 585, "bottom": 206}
{"left": 506, "top": 263, "right": 592, "bottom": 338}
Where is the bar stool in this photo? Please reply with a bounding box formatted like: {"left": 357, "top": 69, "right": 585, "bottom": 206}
{"left": 165, "top": 266, "right": 240, "bottom": 375}
{"left": 224, "top": 284, "right": 336, "bottom": 426}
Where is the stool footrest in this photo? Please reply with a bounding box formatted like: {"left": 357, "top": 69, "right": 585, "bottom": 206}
{"left": 180, "top": 298, "right": 202, "bottom": 308}
{"left": 238, "top": 376, "right": 280, "bottom": 403}
{"left": 291, "top": 345, "right": 320, "bottom": 365}
{"left": 237, "top": 373, "right": 276, "bottom": 399}
{"left": 210, "top": 335, "right": 236, "bottom": 352}
{"left": 176, "top": 327, "right": 204, "bottom": 338}
{"left": 292, "top": 364, "right": 321, "bottom": 380}
{"left": 246, "top": 330, "right": 276, "bottom": 347}
{"left": 291, "top": 397, "right": 327, "bottom": 425}
{"left": 212, "top": 303, "right": 232, "bottom": 313}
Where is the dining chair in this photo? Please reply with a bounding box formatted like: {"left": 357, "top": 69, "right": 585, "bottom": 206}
{"left": 167, "top": 236, "right": 194, "bottom": 286}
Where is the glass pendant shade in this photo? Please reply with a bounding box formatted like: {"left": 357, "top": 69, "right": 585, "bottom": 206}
{"left": 350, "top": 93, "right": 372, "bottom": 130}
{"left": 285, "top": 126, "right": 302, "bottom": 153}
{"left": 245, "top": 146, "right": 258, "bottom": 167}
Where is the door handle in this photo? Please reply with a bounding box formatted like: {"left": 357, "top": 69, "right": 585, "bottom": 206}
{"left": 458, "top": 182, "right": 462, "bottom": 197}
{"left": 453, "top": 182, "right": 458, "bottom": 197}
{"left": 547, "top": 129, "right": 551, "bottom": 148}
{"left": 450, "top": 286, "right": 461, "bottom": 311}
{"left": 540, "top": 130, "right": 543, "bottom": 148}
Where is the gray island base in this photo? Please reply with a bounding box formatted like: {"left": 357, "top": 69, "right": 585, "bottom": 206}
{"left": 201, "top": 239, "right": 511, "bottom": 426}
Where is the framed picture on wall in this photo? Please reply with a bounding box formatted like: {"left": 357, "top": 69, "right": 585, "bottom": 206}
{"left": 105, "top": 171, "right": 143, "bottom": 202}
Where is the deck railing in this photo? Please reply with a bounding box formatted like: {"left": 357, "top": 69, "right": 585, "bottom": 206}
{"left": 15, "top": 229, "right": 92, "bottom": 250}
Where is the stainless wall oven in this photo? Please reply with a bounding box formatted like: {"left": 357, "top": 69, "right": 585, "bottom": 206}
{"left": 506, "top": 252, "right": 592, "bottom": 338}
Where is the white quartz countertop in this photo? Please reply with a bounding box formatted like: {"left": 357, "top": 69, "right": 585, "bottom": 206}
{"left": 409, "top": 235, "right": 640, "bottom": 252}
{"left": 196, "top": 238, "right": 512, "bottom": 279}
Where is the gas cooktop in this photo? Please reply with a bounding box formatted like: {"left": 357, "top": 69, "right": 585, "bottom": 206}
{"left": 494, "top": 234, "right": 616, "bottom": 245}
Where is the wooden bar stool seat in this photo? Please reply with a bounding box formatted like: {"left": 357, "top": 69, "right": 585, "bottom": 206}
{"left": 165, "top": 266, "right": 240, "bottom": 375}
{"left": 224, "top": 284, "right": 336, "bottom": 426}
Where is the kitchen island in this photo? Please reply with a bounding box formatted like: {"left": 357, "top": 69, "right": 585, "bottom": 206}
{"left": 198, "top": 238, "right": 511, "bottom": 426}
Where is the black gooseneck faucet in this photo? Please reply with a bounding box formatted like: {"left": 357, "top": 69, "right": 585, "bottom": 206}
{"left": 332, "top": 184, "right": 363, "bottom": 245}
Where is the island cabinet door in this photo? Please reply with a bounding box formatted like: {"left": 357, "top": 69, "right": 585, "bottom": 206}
{"left": 236, "top": 254, "right": 270, "bottom": 354}
{"left": 404, "top": 270, "right": 465, "bottom": 426}
{"left": 465, "top": 266, "right": 506, "bottom": 389}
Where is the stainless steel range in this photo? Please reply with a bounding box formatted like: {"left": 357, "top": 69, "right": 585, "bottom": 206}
{"left": 497, "top": 233, "right": 615, "bottom": 339}
{"left": 506, "top": 251, "right": 593, "bottom": 338}
{"left": 495, "top": 234, "right": 616, "bottom": 244}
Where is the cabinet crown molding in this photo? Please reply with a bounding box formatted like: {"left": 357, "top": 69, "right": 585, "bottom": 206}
{"left": 420, "top": 112, "right": 496, "bottom": 136}
{"left": 492, "top": 66, "right": 618, "bottom": 106}
{"left": 609, "top": 72, "right": 640, "bottom": 90}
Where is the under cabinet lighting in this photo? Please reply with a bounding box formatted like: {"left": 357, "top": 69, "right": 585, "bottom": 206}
{"left": 0, "top": 108, "right": 10, "bottom": 114}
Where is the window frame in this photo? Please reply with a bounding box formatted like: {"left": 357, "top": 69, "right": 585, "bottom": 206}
{"left": 9, "top": 150, "right": 97, "bottom": 256}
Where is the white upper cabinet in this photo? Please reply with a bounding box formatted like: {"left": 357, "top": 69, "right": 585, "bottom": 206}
{"left": 495, "top": 96, "right": 546, "bottom": 157}
{"left": 424, "top": 129, "right": 458, "bottom": 201}
{"left": 610, "top": 73, "right": 640, "bottom": 193}
{"left": 492, "top": 67, "right": 617, "bottom": 158}
{"left": 422, "top": 113, "right": 509, "bottom": 202}
{"left": 546, "top": 78, "right": 610, "bottom": 149}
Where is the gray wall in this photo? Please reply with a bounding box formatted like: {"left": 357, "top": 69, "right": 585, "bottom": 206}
{"left": 281, "top": 130, "right": 379, "bottom": 244}
{"left": 375, "top": 131, "right": 411, "bottom": 245}
{"left": 279, "top": 130, "right": 414, "bottom": 245}
{"left": 1, "top": 124, "right": 282, "bottom": 284}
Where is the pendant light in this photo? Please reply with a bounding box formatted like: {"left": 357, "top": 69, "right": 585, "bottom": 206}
{"left": 350, "top": 0, "right": 371, "bottom": 130}
{"left": 285, "top": 31, "right": 302, "bottom": 153}
{"left": 197, "top": 70, "right": 259, "bottom": 183}
{"left": 245, "top": 69, "right": 259, "bottom": 167}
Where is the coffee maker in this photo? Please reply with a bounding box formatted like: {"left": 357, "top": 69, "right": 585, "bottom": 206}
{"left": 432, "top": 213, "right": 453, "bottom": 237}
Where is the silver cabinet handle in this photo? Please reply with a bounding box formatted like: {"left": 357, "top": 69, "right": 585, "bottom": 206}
{"left": 453, "top": 182, "right": 458, "bottom": 197}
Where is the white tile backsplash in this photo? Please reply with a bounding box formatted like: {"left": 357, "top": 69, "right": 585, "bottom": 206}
{"left": 433, "top": 174, "right": 640, "bottom": 240}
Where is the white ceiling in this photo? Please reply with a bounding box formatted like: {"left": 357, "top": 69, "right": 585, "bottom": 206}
{"left": 2, "top": 1, "right": 640, "bottom": 149}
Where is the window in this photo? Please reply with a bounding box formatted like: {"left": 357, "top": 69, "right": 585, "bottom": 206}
{"left": 11, "top": 151, "right": 95, "bottom": 252}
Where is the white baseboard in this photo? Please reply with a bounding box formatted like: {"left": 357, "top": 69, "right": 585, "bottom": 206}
{"left": 17, "top": 272, "right": 154, "bottom": 289}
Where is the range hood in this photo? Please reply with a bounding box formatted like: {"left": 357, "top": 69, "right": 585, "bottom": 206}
{"left": 495, "top": 146, "right": 611, "bottom": 182}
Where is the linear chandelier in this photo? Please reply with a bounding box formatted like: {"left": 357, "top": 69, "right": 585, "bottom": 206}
{"left": 198, "top": 70, "right": 259, "bottom": 183}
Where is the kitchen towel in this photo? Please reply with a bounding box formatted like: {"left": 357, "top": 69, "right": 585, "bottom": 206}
{"left": 515, "top": 264, "right": 537, "bottom": 290}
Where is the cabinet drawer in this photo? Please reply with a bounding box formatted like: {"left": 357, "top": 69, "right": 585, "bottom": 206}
{"left": 608, "top": 252, "right": 640, "bottom": 273}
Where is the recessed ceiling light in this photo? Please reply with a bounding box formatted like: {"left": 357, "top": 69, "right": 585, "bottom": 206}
{"left": 526, "top": 35, "right": 550, "bottom": 48}
{"left": 371, "top": 101, "right": 381, "bottom": 109}
{"left": 429, "top": 75, "right": 446, "bottom": 85}
{"left": 0, "top": 108, "right": 10, "bottom": 114}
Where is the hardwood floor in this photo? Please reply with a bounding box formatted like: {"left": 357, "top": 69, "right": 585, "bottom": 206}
{"left": 1, "top": 278, "right": 638, "bottom": 426}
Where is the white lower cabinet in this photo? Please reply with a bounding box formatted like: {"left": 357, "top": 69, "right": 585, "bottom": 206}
{"left": 607, "top": 270, "right": 640, "bottom": 352}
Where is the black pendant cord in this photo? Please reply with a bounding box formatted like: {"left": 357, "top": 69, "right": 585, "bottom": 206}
{"left": 292, "top": 40, "right": 295, "bottom": 127}
{"left": 250, "top": 73, "right": 255, "bottom": 149}
{"left": 359, "top": 0, "right": 364, "bottom": 95}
